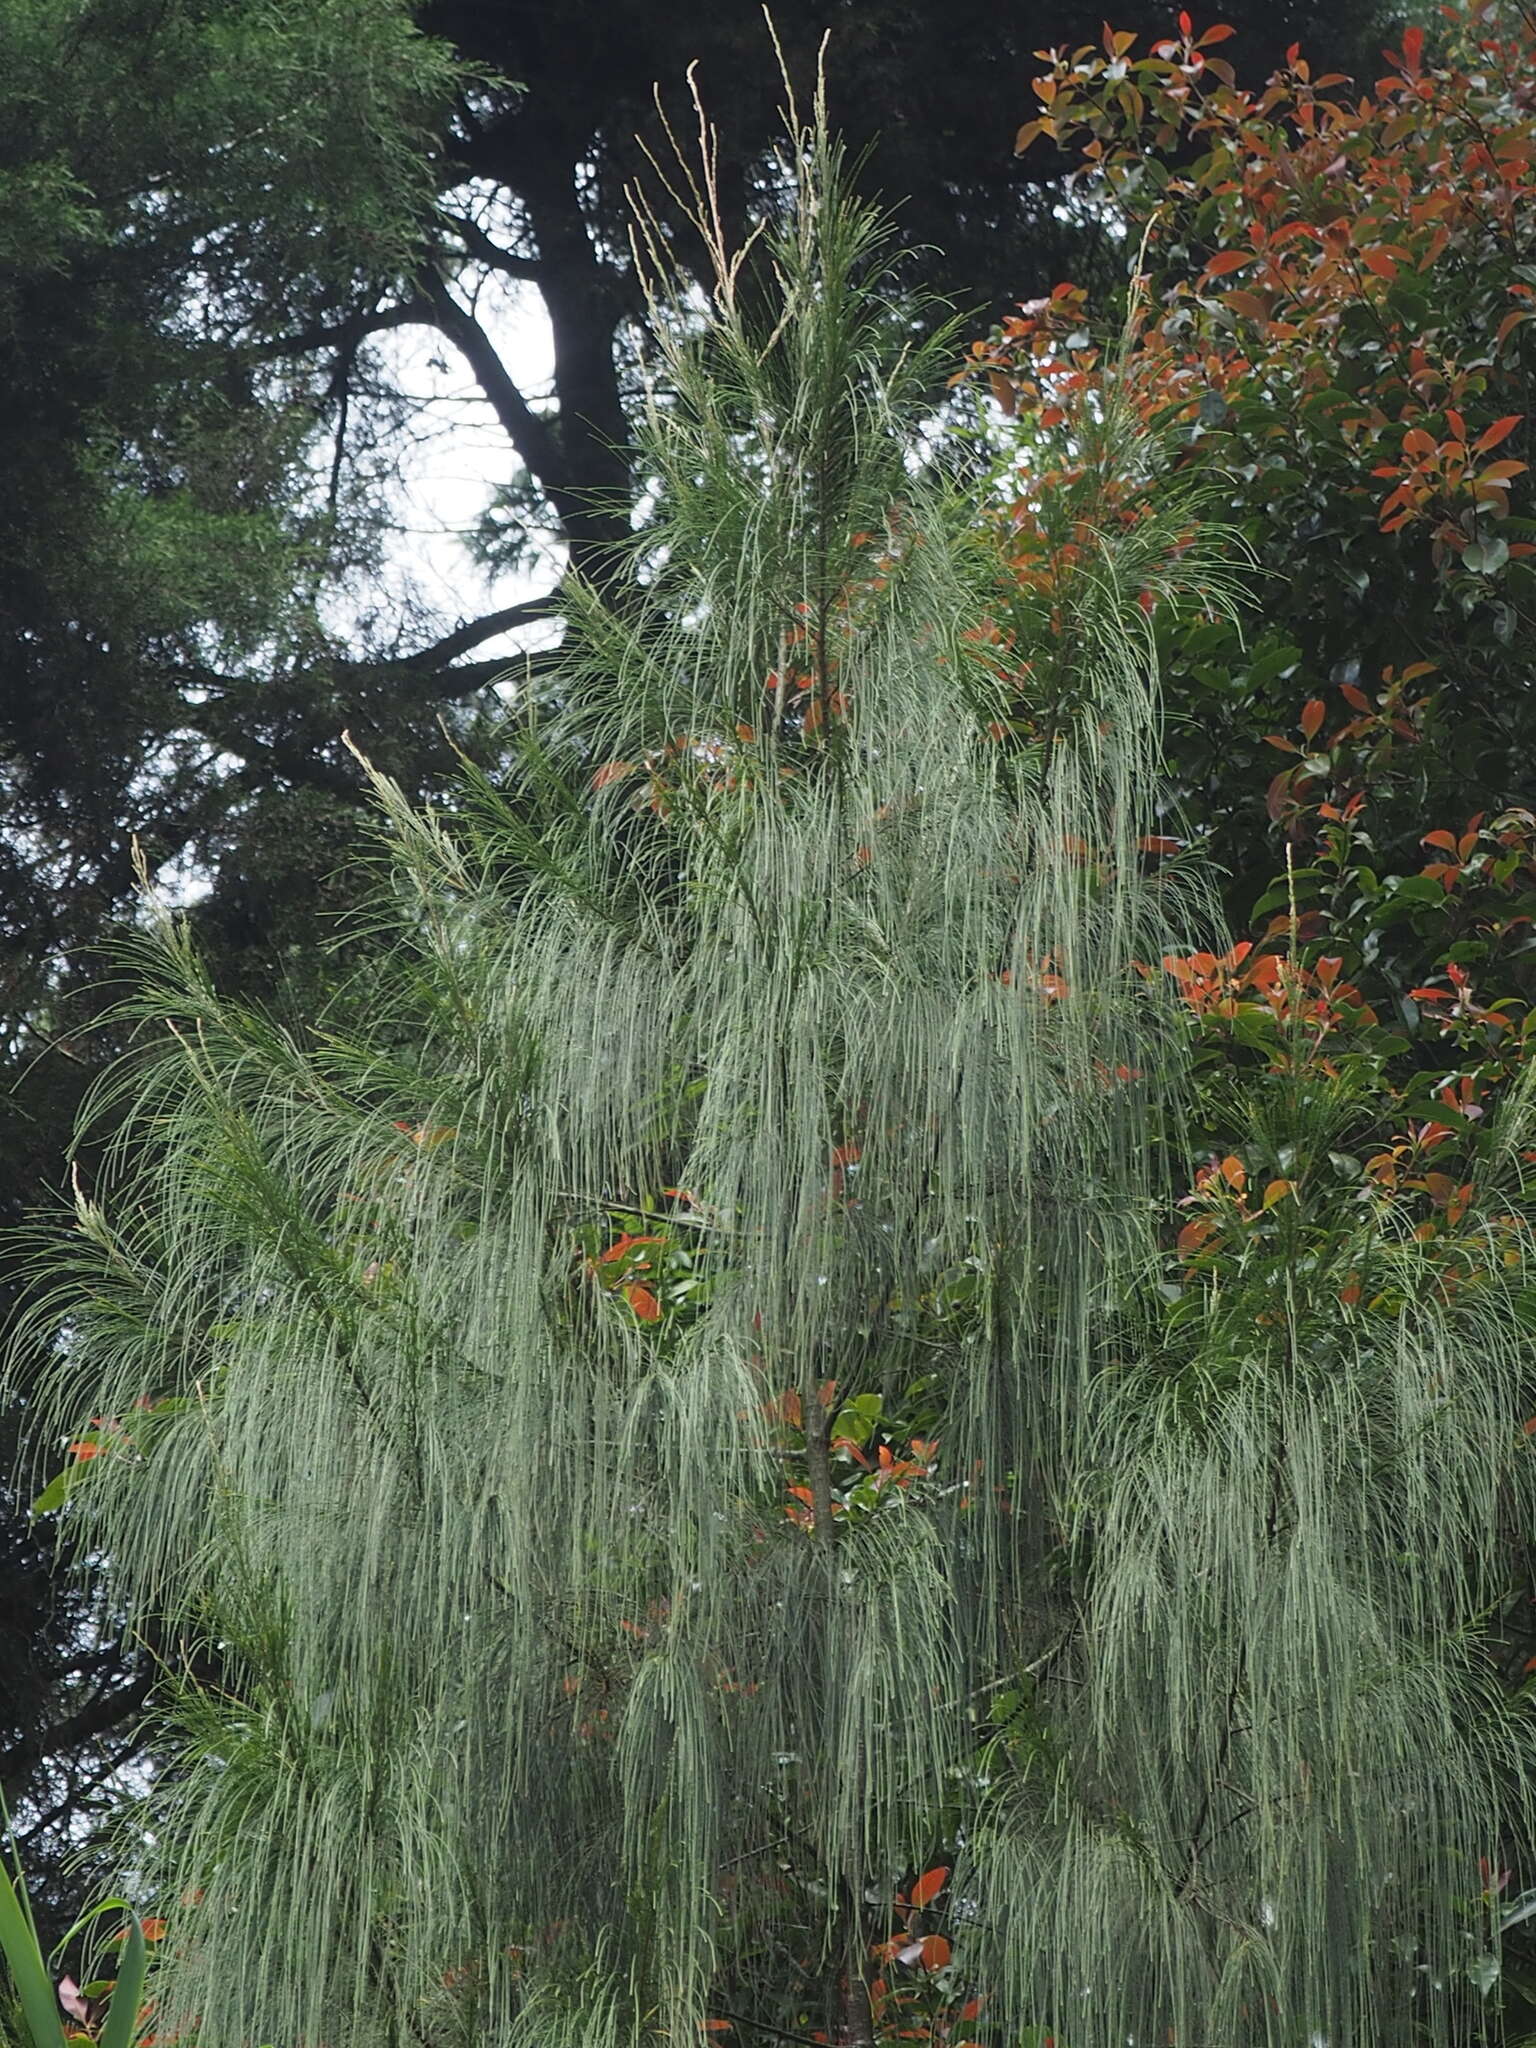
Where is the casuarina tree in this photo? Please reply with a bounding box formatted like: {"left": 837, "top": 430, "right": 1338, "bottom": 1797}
{"left": 16, "top": 73, "right": 1533, "bottom": 2048}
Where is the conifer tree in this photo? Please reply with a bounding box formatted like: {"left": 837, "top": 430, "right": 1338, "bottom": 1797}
{"left": 15, "top": 71, "right": 1533, "bottom": 2048}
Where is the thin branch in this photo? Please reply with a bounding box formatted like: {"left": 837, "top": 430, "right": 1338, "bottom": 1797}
{"left": 14, "top": 1736, "right": 147, "bottom": 1849}
{"left": 0, "top": 1671, "right": 154, "bottom": 1791}
{"left": 250, "top": 298, "right": 438, "bottom": 364}
{"left": 441, "top": 211, "right": 543, "bottom": 282}
{"left": 416, "top": 266, "right": 572, "bottom": 512}
{"left": 714, "top": 2011, "right": 829, "bottom": 2048}
{"left": 373, "top": 597, "right": 559, "bottom": 672}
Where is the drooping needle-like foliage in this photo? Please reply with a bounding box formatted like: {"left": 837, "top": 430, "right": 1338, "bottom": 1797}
{"left": 12, "top": 63, "right": 1533, "bottom": 2048}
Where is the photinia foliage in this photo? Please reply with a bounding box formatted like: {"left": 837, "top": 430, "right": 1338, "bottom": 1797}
{"left": 968, "top": 0, "right": 1536, "bottom": 934}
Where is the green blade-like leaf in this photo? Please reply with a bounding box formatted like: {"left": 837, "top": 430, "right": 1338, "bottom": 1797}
{"left": 0, "top": 1866, "right": 64, "bottom": 2048}
{"left": 97, "top": 1919, "right": 146, "bottom": 2048}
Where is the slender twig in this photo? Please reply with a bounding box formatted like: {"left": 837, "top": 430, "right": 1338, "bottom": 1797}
{"left": 714, "top": 2011, "right": 828, "bottom": 2048}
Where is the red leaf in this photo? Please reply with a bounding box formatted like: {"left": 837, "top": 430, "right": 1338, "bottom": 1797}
{"left": 1299, "top": 698, "right": 1326, "bottom": 740}
{"left": 1402, "top": 22, "right": 1423, "bottom": 70}
{"left": 1361, "top": 247, "right": 1398, "bottom": 281}
{"left": 1197, "top": 20, "right": 1236, "bottom": 41}
{"left": 919, "top": 1936, "right": 953, "bottom": 1971}
{"left": 1205, "top": 249, "right": 1253, "bottom": 275}
{"left": 591, "top": 759, "right": 634, "bottom": 791}
{"left": 1178, "top": 9, "right": 1194, "bottom": 36}
{"left": 623, "top": 1283, "right": 661, "bottom": 1321}
{"left": 909, "top": 1866, "right": 950, "bottom": 1910}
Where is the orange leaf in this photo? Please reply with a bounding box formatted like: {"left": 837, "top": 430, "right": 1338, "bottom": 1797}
{"left": 1261, "top": 1179, "right": 1294, "bottom": 1210}
{"left": 599, "top": 1233, "right": 660, "bottom": 1264}
{"left": 623, "top": 1283, "right": 661, "bottom": 1321}
{"left": 591, "top": 759, "right": 634, "bottom": 791}
{"left": 909, "top": 1866, "right": 950, "bottom": 1910}
{"left": 919, "top": 1935, "right": 952, "bottom": 1971}
{"left": 1205, "top": 250, "right": 1253, "bottom": 275}
{"left": 1197, "top": 21, "right": 1236, "bottom": 42}
{"left": 1473, "top": 415, "right": 1523, "bottom": 455}
{"left": 1299, "top": 698, "right": 1325, "bottom": 740}
{"left": 1178, "top": 1216, "right": 1216, "bottom": 1255}
{"left": 1223, "top": 289, "right": 1269, "bottom": 323}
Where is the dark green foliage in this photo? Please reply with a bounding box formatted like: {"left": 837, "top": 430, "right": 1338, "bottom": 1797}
{"left": 0, "top": 0, "right": 460, "bottom": 1004}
